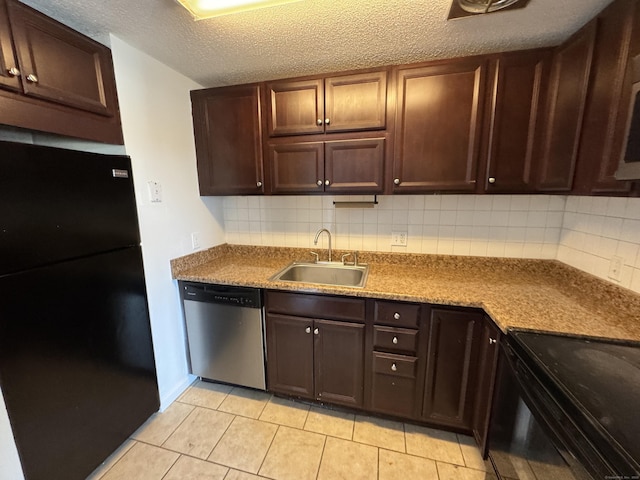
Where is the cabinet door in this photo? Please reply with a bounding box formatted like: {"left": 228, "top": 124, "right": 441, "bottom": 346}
{"left": 0, "top": 0, "right": 20, "bottom": 91}
{"left": 484, "top": 50, "right": 550, "bottom": 192}
{"left": 573, "top": 0, "right": 636, "bottom": 194}
{"left": 192, "top": 85, "right": 264, "bottom": 195}
{"left": 471, "top": 318, "right": 501, "bottom": 458}
{"left": 325, "top": 70, "right": 387, "bottom": 132}
{"left": 267, "top": 78, "right": 324, "bottom": 136}
{"left": 370, "top": 352, "right": 418, "bottom": 418}
{"left": 268, "top": 141, "right": 324, "bottom": 193}
{"left": 6, "top": 0, "right": 118, "bottom": 116}
{"left": 265, "top": 314, "right": 314, "bottom": 399}
{"left": 394, "top": 59, "right": 487, "bottom": 192}
{"left": 537, "top": 22, "right": 596, "bottom": 191}
{"left": 423, "top": 308, "right": 482, "bottom": 429}
{"left": 325, "top": 138, "right": 385, "bottom": 193}
{"left": 314, "top": 319, "right": 365, "bottom": 408}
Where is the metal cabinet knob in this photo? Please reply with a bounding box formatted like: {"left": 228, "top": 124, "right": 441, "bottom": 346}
{"left": 256, "top": 181, "right": 262, "bottom": 188}
{"left": 325, "top": 118, "right": 330, "bottom": 125}
{"left": 305, "top": 326, "right": 311, "bottom": 334}
{"left": 392, "top": 336, "right": 398, "bottom": 344}
{"left": 7, "top": 67, "right": 20, "bottom": 77}
{"left": 489, "top": 338, "right": 497, "bottom": 344}
{"left": 393, "top": 312, "right": 400, "bottom": 320}
{"left": 26, "top": 73, "right": 38, "bottom": 83}
{"left": 314, "top": 328, "right": 319, "bottom": 335}
{"left": 394, "top": 178, "right": 400, "bottom": 185}
{"left": 488, "top": 177, "right": 496, "bottom": 184}
{"left": 317, "top": 180, "right": 323, "bottom": 186}
{"left": 324, "top": 179, "right": 330, "bottom": 186}
{"left": 317, "top": 119, "right": 323, "bottom": 126}
{"left": 391, "top": 363, "right": 397, "bottom": 372}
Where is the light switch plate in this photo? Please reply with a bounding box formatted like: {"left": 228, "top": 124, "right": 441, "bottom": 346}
{"left": 147, "top": 181, "right": 162, "bottom": 203}
{"left": 608, "top": 255, "right": 623, "bottom": 281}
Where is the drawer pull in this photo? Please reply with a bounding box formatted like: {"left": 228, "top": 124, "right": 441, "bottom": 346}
{"left": 393, "top": 312, "right": 400, "bottom": 320}
{"left": 391, "top": 363, "right": 397, "bottom": 372}
{"left": 392, "top": 336, "right": 398, "bottom": 344}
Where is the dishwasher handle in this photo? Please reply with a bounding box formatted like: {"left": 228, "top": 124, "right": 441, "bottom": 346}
{"left": 181, "top": 282, "right": 262, "bottom": 308}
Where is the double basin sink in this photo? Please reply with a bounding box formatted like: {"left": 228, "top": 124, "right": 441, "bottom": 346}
{"left": 270, "top": 261, "right": 369, "bottom": 288}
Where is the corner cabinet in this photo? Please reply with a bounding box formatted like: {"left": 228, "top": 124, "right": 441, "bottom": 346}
{"left": 191, "top": 85, "right": 265, "bottom": 195}
{"left": 393, "top": 58, "right": 487, "bottom": 193}
{"left": 0, "top": 0, "right": 123, "bottom": 144}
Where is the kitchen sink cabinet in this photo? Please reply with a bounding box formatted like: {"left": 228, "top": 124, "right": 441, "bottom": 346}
{"left": 265, "top": 291, "right": 366, "bottom": 408}
{"left": 267, "top": 137, "right": 385, "bottom": 194}
{"left": 393, "top": 57, "right": 487, "bottom": 193}
{"left": 536, "top": 21, "right": 596, "bottom": 192}
{"left": 422, "top": 307, "right": 483, "bottom": 430}
{"left": 471, "top": 317, "right": 501, "bottom": 457}
{"left": 481, "top": 49, "right": 551, "bottom": 193}
{"left": 266, "top": 70, "right": 387, "bottom": 137}
{"left": 0, "top": 0, "right": 123, "bottom": 144}
{"left": 191, "top": 84, "right": 265, "bottom": 195}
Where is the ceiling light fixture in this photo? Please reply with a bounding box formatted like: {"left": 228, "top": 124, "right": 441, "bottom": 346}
{"left": 176, "top": 0, "right": 304, "bottom": 20}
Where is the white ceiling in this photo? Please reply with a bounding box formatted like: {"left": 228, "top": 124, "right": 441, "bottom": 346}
{"left": 21, "top": 0, "right": 612, "bottom": 87}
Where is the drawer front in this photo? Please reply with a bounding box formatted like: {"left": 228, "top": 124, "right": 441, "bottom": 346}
{"left": 373, "top": 326, "right": 418, "bottom": 353}
{"left": 374, "top": 301, "right": 420, "bottom": 328}
{"left": 266, "top": 290, "right": 365, "bottom": 323}
{"left": 372, "top": 352, "right": 417, "bottom": 378}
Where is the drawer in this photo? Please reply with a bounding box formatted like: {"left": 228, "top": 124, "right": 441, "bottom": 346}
{"left": 373, "top": 326, "right": 418, "bottom": 353}
{"left": 372, "top": 352, "right": 417, "bottom": 378}
{"left": 266, "top": 290, "right": 365, "bottom": 323}
{"left": 374, "top": 301, "right": 420, "bottom": 328}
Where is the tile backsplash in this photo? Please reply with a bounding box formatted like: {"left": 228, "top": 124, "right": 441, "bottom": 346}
{"left": 224, "top": 194, "right": 640, "bottom": 294}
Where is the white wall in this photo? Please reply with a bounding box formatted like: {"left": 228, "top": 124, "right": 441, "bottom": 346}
{"left": 109, "top": 35, "right": 225, "bottom": 408}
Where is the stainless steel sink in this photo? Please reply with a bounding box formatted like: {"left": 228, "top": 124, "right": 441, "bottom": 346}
{"left": 269, "top": 262, "right": 369, "bottom": 288}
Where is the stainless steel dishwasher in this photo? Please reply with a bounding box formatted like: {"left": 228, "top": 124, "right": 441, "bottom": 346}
{"left": 180, "top": 282, "right": 266, "bottom": 390}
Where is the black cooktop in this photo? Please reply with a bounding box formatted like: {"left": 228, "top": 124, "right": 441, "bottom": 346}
{"left": 510, "top": 330, "right": 640, "bottom": 472}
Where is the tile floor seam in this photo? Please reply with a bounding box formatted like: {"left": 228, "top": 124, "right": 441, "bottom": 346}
{"left": 158, "top": 403, "right": 197, "bottom": 449}
{"left": 158, "top": 452, "right": 183, "bottom": 480}
{"left": 313, "top": 434, "right": 328, "bottom": 480}
{"left": 203, "top": 412, "right": 238, "bottom": 461}
{"left": 376, "top": 446, "right": 380, "bottom": 480}
{"left": 255, "top": 423, "right": 280, "bottom": 477}
{"left": 92, "top": 439, "right": 138, "bottom": 480}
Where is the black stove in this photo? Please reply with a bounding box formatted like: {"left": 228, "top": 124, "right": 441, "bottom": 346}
{"left": 509, "top": 330, "right": 640, "bottom": 478}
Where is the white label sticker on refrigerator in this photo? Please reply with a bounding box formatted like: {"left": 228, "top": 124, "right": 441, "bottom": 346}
{"left": 112, "top": 169, "right": 129, "bottom": 178}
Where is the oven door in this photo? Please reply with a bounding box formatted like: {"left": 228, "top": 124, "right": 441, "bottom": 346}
{"left": 487, "top": 341, "right": 608, "bottom": 480}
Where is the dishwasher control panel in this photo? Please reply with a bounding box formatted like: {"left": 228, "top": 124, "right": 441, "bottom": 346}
{"left": 180, "top": 282, "right": 262, "bottom": 308}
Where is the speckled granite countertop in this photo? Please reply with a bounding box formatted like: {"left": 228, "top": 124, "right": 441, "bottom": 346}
{"left": 171, "top": 244, "right": 640, "bottom": 342}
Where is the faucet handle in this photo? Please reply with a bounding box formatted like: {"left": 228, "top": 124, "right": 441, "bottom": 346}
{"left": 310, "top": 251, "right": 319, "bottom": 263}
{"left": 353, "top": 251, "right": 359, "bottom": 266}
{"left": 341, "top": 253, "right": 352, "bottom": 265}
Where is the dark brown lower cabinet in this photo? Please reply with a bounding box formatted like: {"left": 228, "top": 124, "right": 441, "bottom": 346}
{"left": 371, "top": 351, "right": 419, "bottom": 418}
{"left": 422, "top": 308, "right": 483, "bottom": 430}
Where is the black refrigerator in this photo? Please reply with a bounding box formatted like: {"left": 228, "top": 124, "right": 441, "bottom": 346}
{"left": 0, "top": 140, "right": 159, "bottom": 480}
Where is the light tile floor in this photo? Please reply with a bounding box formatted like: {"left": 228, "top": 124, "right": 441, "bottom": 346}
{"left": 88, "top": 380, "right": 494, "bottom": 480}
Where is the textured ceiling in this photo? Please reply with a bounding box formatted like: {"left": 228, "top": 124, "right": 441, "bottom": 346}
{"left": 21, "top": 0, "right": 613, "bottom": 87}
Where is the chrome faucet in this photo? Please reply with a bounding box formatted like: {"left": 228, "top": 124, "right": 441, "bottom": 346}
{"left": 313, "top": 228, "right": 332, "bottom": 262}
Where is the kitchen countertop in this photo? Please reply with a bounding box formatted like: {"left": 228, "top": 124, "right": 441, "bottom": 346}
{"left": 171, "top": 244, "right": 640, "bottom": 342}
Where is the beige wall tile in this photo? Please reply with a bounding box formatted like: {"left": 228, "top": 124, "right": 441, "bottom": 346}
{"left": 100, "top": 442, "right": 179, "bottom": 480}
{"left": 437, "top": 462, "right": 488, "bottom": 480}
{"left": 259, "top": 426, "right": 326, "bottom": 480}
{"left": 259, "top": 396, "right": 309, "bottom": 428}
{"left": 132, "top": 402, "right": 194, "bottom": 446}
{"left": 353, "top": 415, "right": 405, "bottom": 452}
{"left": 317, "top": 437, "right": 378, "bottom": 480}
{"left": 304, "top": 405, "right": 355, "bottom": 440}
{"left": 379, "top": 449, "right": 438, "bottom": 480}
{"left": 405, "top": 424, "right": 464, "bottom": 465}
{"left": 218, "top": 387, "right": 271, "bottom": 419}
{"left": 162, "top": 407, "right": 234, "bottom": 459}
{"left": 87, "top": 439, "right": 135, "bottom": 479}
{"left": 208, "top": 416, "right": 278, "bottom": 473}
{"left": 457, "top": 434, "right": 487, "bottom": 471}
{"left": 177, "top": 380, "right": 232, "bottom": 410}
{"left": 163, "top": 455, "right": 228, "bottom": 480}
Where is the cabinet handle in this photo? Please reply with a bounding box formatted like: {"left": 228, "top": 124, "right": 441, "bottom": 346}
{"left": 314, "top": 328, "right": 319, "bottom": 335}
{"left": 317, "top": 119, "right": 323, "bottom": 126}
{"left": 256, "top": 181, "right": 262, "bottom": 188}
{"left": 391, "top": 363, "right": 397, "bottom": 372}
{"left": 26, "top": 73, "right": 38, "bottom": 83}
{"left": 317, "top": 180, "right": 323, "bottom": 186}
{"left": 393, "top": 312, "right": 400, "bottom": 320}
{"left": 393, "top": 178, "right": 400, "bottom": 185}
{"left": 324, "top": 179, "right": 330, "bottom": 186}
{"left": 392, "top": 336, "right": 398, "bottom": 344}
{"left": 324, "top": 118, "right": 330, "bottom": 125}
{"left": 489, "top": 338, "right": 497, "bottom": 344}
{"left": 7, "top": 67, "right": 20, "bottom": 77}
{"left": 305, "top": 326, "right": 311, "bottom": 334}
{"left": 488, "top": 177, "right": 496, "bottom": 184}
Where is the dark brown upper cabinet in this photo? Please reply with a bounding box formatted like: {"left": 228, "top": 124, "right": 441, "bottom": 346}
{"left": 393, "top": 58, "right": 487, "bottom": 193}
{"left": 0, "top": 0, "right": 20, "bottom": 92}
{"left": 268, "top": 137, "right": 385, "bottom": 194}
{"left": 573, "top": 0, "right": 638, "bottom": 195}
{"left": 266, "top": 70, "right": 387, "bottom": 136}
{"left": 191, "top": 85, "right": 265, "bottom": 195}
{"left": 536, "top": 21, "right": 596, "bottom": 192}
{"left": 482, "top": 50, "right": 551, "bottom": 193}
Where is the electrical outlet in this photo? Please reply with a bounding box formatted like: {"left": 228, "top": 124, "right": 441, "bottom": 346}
{"left": 608, "top": 255, "right": 623, "bottom": 282}
{"left": 391, "top": 231, "right": 408, "bottom": 246}
{"left": 191, "top": 232, "right": 201, "bottom": 250}
{"left": 147, "top": 181, "right": 162, "bottom": 203}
